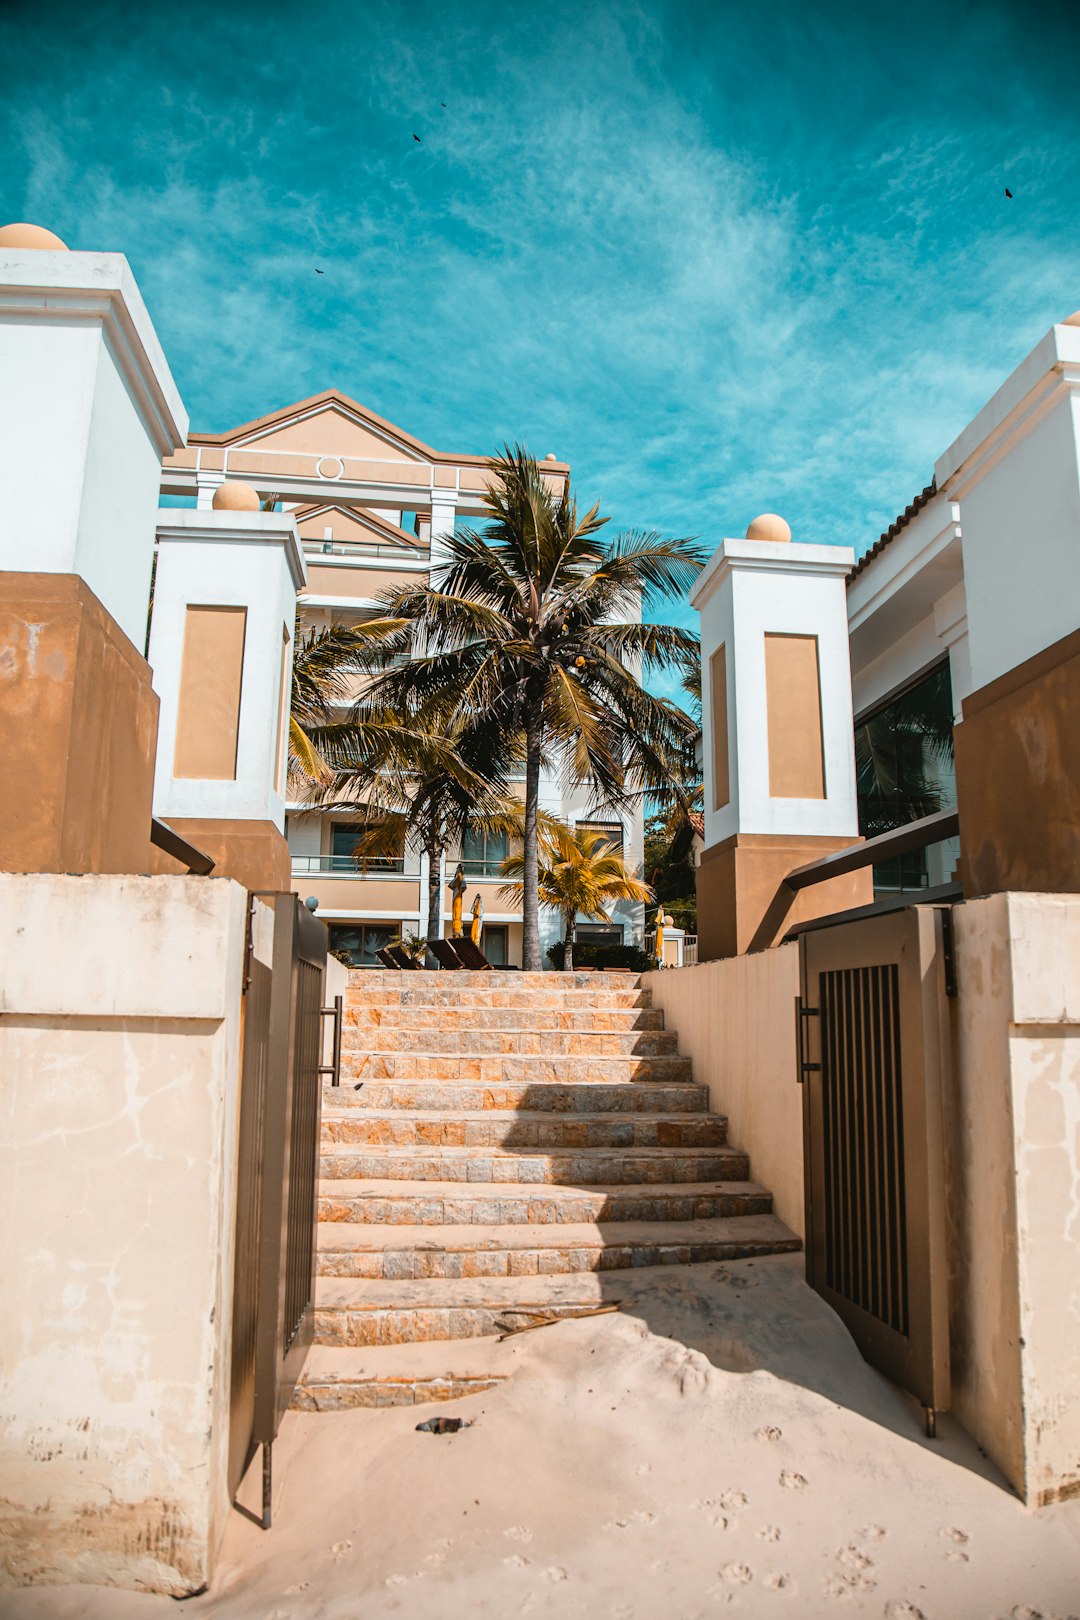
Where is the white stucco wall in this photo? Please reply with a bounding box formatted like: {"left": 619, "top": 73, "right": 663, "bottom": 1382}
{"left": 0, "top": 249, "right": 187, "bottom": 650}
{"left": 643, "top": 947, "right": 803, "bottom": 1237}
{"left": 936, "top": 322, "right": 1080, "bottom": 694}
{"left": 0, "top": 874, "right": 250, "bottom": 1593}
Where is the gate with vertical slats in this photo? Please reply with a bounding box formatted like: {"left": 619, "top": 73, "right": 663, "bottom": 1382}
{"left": 797, "top": 905, "right": 952, "bottom": 1428}
{"left": 229, "top": 893, "right": 328, "bottom": 1523}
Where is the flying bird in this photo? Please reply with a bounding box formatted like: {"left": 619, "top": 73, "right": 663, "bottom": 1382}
{"left": 441, "top": 102, "right": 447, "bottom": 108}
{"left": 315, "top": 268, "right": 324, "bottom": 274}
{"left": 413, "top": 133, "right": 422, "bottom": 143}
{"left": 1005, "top": 187, "right": 1013, "bottom": 198}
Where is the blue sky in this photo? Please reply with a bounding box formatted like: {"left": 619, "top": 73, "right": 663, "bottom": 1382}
{"left": 3, "top": 0, "right": 1080, "bottom": 673}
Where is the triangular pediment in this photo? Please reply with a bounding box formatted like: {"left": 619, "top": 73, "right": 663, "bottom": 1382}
{"left": 291, "top": 502, "right": 425, "bottom": 551}
{"left": 189, "top": 390, "right": 442, "bottom": 464}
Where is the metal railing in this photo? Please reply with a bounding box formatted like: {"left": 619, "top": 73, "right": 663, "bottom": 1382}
{"left": 307, "top": 540, "right": 427, "bottom": 560}
{"left": 747, "top": 809, "right": 962, "bottom": 952}
{"left": 290, "top": 854, "right": 415, "bottom": 876}
{"left": 150, "top": 816, "right": 215, "bottom": 875}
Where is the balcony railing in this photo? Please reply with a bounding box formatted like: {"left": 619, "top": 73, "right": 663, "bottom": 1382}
{"left": 459, "top": 860, "right": 508, "bottom": 880}
{"left": 306, "top": 540, "right": 427, "bottom": 560}
{"left": 290, "top": 855, "right": 415, "bottom": 877}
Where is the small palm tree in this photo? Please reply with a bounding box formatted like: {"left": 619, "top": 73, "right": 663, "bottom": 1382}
{"left": 311, "top": 702, "right": 526, "bottom": 951}
{"left": 500, "top": 822, "right": 652, "bottom": 972}
{"left": 364, "top": 447, "right": 702, "bottom": 968}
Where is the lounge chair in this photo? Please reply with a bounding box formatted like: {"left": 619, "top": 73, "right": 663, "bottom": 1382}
{"left": 449, "top": 934, "right": 493, "bottom": 971}
{"left": 375, "top": 947, "right": 401, "bottom": 969}
{"left": 387, "top": 944, "right": 422, "bottom": 970}
{"left": 428, "top": 937, "right": 464, "bottom": 971}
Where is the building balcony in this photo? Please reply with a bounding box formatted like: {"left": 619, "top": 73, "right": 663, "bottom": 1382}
{"left": 290, "top": 854, "right": 418, "bottom": 878}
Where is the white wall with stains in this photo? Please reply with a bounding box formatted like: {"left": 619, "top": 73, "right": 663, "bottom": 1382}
{"left": 0, "top": 873, "right": 250, "bottom": 1593}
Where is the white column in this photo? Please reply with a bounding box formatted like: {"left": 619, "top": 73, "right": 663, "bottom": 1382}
{"left": 428, "top": 492, "right": 457, "bottom": 571}
{"left": 149, "top": 509, "right": 306, "bottom": 832}
{"left": 196, "top": 471, "right": 225, "bottom": 509}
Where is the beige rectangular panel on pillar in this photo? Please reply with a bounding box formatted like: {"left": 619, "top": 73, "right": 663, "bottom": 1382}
{"left": 148, "top": 506, "right": 306, "bottom": 891}
{"left": 936, "top": 315, "right": 1080, "bottom": 895}
{"left": 0, "top": 240, "right": 188, "bottom": 875}
{"left": 691, "top": 517, "right": 871, "bottom": 959}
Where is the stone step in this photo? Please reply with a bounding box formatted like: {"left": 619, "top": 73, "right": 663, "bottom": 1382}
{"left": 341, "top": 1052, "right": 694, "bottom": 1085}
{"left": 346, "top": 969, "right": 642, "bottom": 991}
{"left": 324, "top": 1080, "right": 710, "bottom": 1114}
{"left": 313, "top": 1252, "right": 797, "bottom": 1345}
{"left": 292, "top": 1339, "right": 511, "bottom": 1411}
{"left": 321, "top": 1109, "right": 728, "bottom": 1150}
{"left": 350, "top": 1005, "right": 666, "bottom": 1033}
{"left": 345, "top": 985, "right": 652, "bottom": 1012}
{"left": 318, "top": 1178, "right": 774, "bottom": 1226}
{"left": 349, "top": 1026, "right": 679, "bottom": 1057}
{"left": 319, "top": 1143, "right": 747, "bottom": 1185}
{"left": 316, "top": 1213, "right": 800, "bottom": 1279}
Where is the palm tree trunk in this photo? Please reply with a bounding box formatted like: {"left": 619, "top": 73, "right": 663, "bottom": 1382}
{"left": 425, "top": 836, "right": 442, "bottom": 969}
{"left": 522, "top": 715, "right": 542, "bottom": 971}
{"left": 563, "top": 912, "right": 574, "bottom": 974}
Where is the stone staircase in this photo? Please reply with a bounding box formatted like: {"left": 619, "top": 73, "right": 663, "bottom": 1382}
{"left": 294, "top": 970, "right": 799, "bottom": 1411}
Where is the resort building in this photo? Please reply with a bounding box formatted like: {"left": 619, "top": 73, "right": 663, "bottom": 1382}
{"left": 161, "top": 394, "right": 647, "bottom": 967}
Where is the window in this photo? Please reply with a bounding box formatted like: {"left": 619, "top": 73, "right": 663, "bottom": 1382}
{"left": 854, "top": 663, "right": 957, "bottom": 896}
{"left": 329, "top": 923, "right": 398, "bottom": 967}
{"left": 575, "top": 822, "right": 624, "bottom": 856}
{"left": 575, "top": 924, "right": 623, "bottom": 947}
{"left": 461, "top": 829, "right": 508, "bottom": 878}
{"left": 482, "top": 924, "right": 508, "bottom": 966}
{"left": 330, "top": 824, "right": 404, "bottom": 874}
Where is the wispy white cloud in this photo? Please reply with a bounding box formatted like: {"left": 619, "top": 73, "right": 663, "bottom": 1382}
{"left": 3, "top": 0, "right": 1080, "bottom": 667}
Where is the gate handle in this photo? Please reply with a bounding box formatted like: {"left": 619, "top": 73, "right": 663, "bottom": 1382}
{"left": 795, "top": 996, "right": 821, "bottom": 1083}
{"left": 318, "top": 994, "right": 344, "bottom": 1086}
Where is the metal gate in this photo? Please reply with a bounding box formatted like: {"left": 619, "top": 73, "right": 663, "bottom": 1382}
{"left": 797, "top": 905, "right": 952, "bottom": 1430}
{"left": 229, "top": 893, "right": 329, "bottom": 1522}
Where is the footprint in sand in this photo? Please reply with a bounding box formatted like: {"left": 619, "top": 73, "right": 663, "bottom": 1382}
{"left": 284, "top": 1583, "right": 309, "bottom": 1595}
{"left": 718, "top": 1562, "right": 754, "bottom": 1585}
{"left": 384, "top": 1574, "right": 408, "bottom": 1587}
{"left": 757, "top": 1525, "right": 781, "bottom": 1543}
{"left": 504, "top": 1554, "right": 532, "bottom": 1569}
{"left": 608, "top": 1510, "right": 657, "bottom": 1529}
{"left": 331, "top": 1540, "right": 352, "bottom": 1560}
{"left": 504, "top": 1526, "right": 534, "bottom": 1544}
{"left": 544, "top": 1566, "right": 568, "bottom": 1582}
{"left": 755, "top": 1425, "right": 783, "bottom": 1442}
{"left": 883, "top": 1604, "right": 927, "bottom": 1620}
{"left": 779, "top": 1471, "right": 808, "bottom": 1490}
{"left": 861, "top": 1524, "right": 887, "bottom": 1541}
{"left": 720, "top": 1489, "right": 749, "bottom": 1512}
{"left": 763, "top": 1572, "right": 794, "bottom": 1593}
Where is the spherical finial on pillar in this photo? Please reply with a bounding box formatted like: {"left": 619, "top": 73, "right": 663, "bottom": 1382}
{"left": 745, "top": 512, "right": 791, "bottom": 543}
{"left": 0, "top": 222, "right": 69, "bottom": 250}
{"left": 211, "top": 481, "right": 261, "bottom": 512}
{"left": 545, "top": 452, "right": 557, "bottom": 462}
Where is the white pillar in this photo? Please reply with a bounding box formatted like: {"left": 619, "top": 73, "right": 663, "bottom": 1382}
{"left": 148, "top": 506, "right": 306, "bottom": 889}
{"left": 429, "top": 492, "right": 457, "bottom": 571}
{"left": 690, "top": 514, "right": 868, "bottom": 958}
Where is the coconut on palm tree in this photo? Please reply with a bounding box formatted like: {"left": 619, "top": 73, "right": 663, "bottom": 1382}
{"left": 500, "top": 822, "right": 652, "bottom": 972}
{"left": 363, "top": 447, "right": 702, "bottom": 968}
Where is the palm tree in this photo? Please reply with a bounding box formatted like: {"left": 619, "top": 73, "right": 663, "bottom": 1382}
{"left": 500, "top": 822, "right": 652, "bottom": 972}
{"left": 363, "top": 447, "right": 703, "bottom": 969}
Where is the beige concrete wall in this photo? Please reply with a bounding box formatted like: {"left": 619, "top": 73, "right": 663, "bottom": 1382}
{"left": 950, "top": 892, "right": 1080, "bottom": 1505}
{"left": 0, "top": 874, "right": 249, "bottom": 1594}
{"left": 644, "top": 947, "right": 803, "bottom": 1237}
